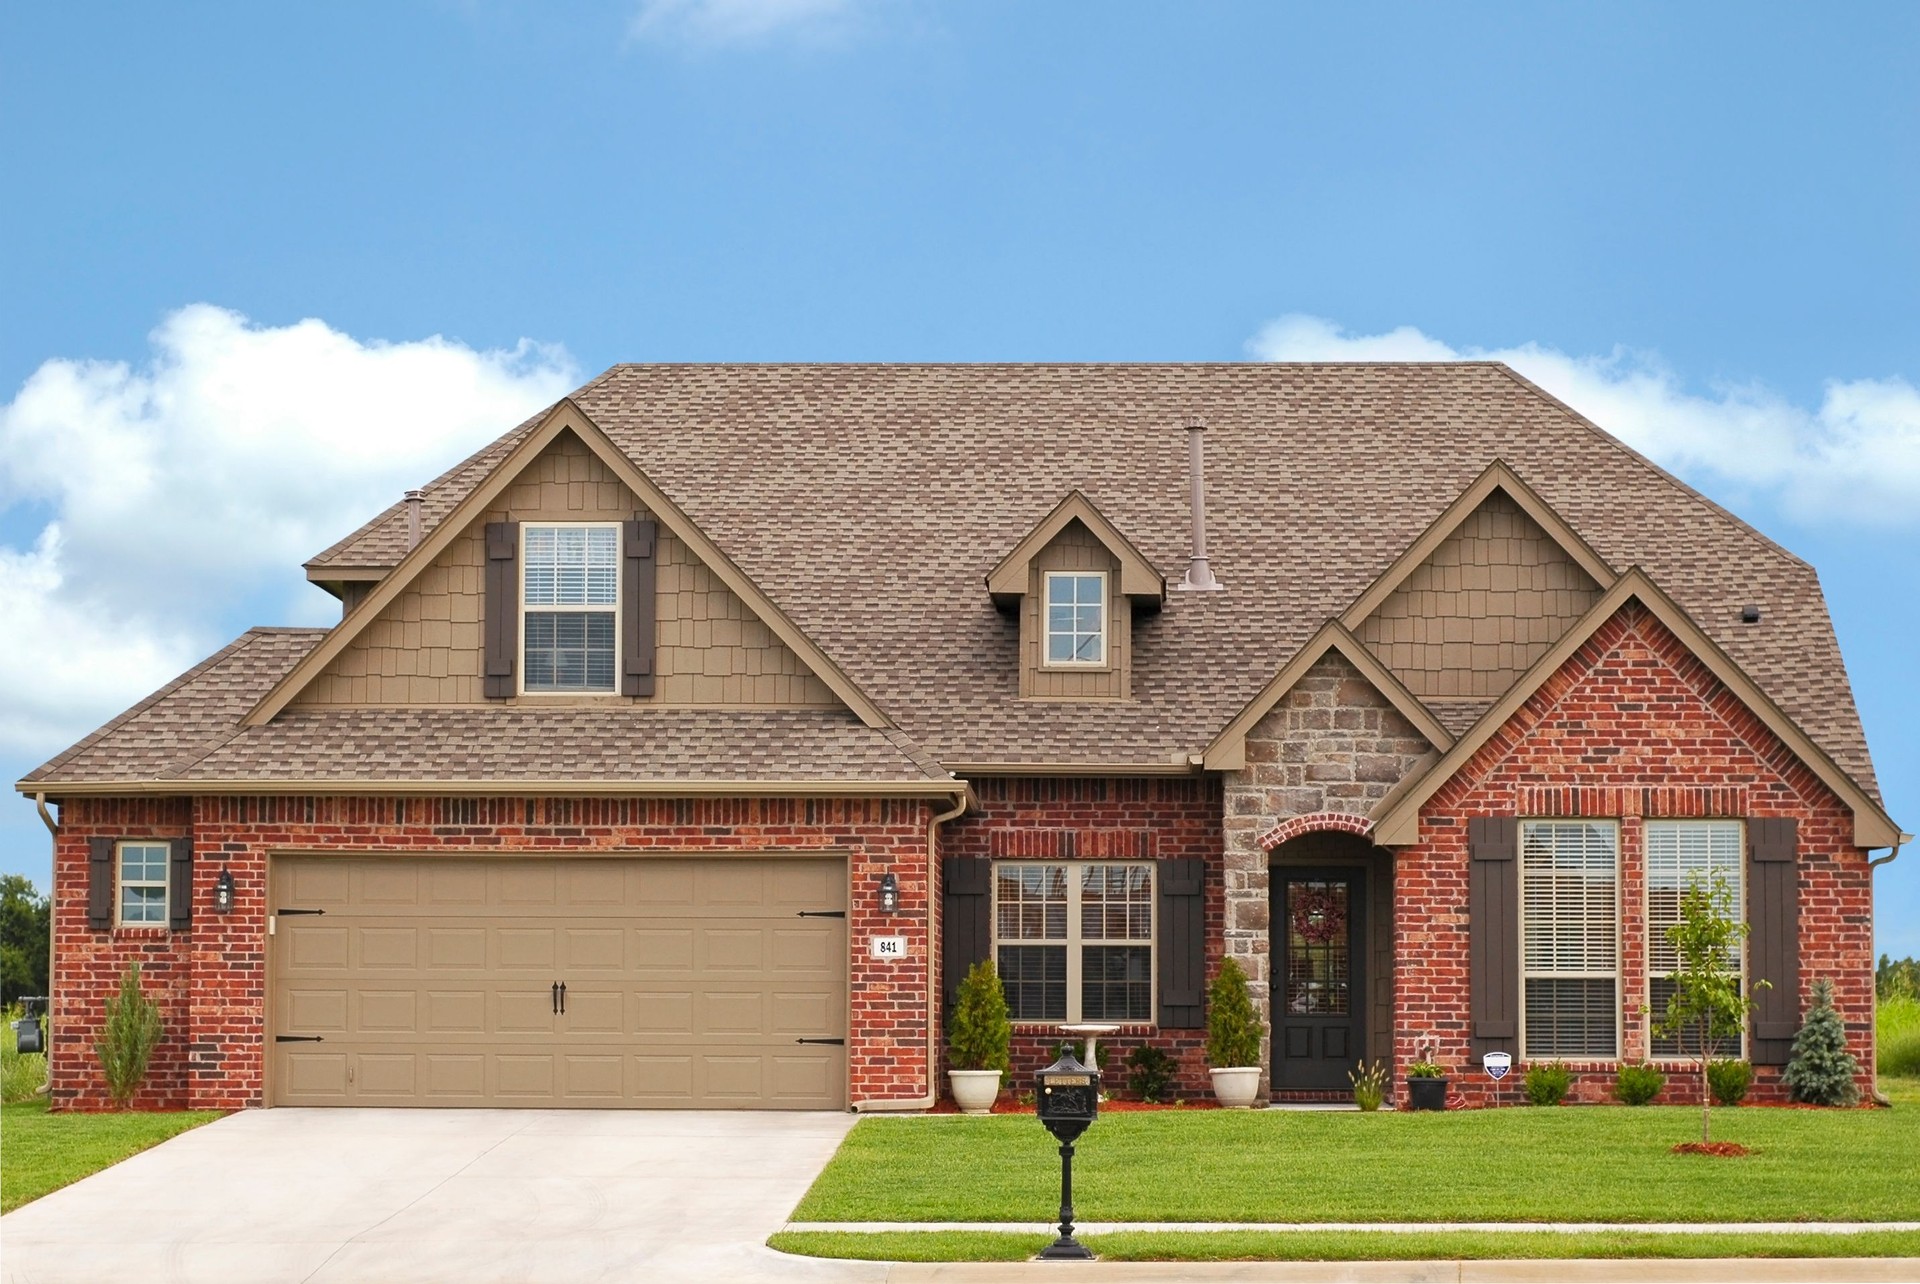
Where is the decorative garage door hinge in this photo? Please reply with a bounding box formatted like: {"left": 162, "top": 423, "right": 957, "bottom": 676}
{"left": 275, "top": 1035, "right": 324, "bottom": 1043}
{"left": 795, "top": 1037, "right": 846, "bottom": 1045}
{"left": 795, "top": 910, "right": 846, "bottom": 918}
{"left": 276, "top": 908, "right": 327, "bottom": 915}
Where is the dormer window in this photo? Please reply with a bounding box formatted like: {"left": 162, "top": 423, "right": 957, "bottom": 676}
{"left": 1045, "top": 572, "right": 1108, "bottom": 666}
{"left": 521, "top": 523, "right": 619, "bottom": 692}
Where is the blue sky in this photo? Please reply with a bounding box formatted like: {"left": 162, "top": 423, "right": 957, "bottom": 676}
{"left": 2, "top": 1, "right": 1915, "bottom": 953}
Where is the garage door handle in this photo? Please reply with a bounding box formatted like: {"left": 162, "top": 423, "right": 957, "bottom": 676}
{"left": 796, "top": 910, "right": 846, "bottom": 918}
{"left": 551, "top": 982, "right": 560, "bottom": 1015}
{"left": 558, "top": 982, "right": 566, "bottom": 1015}
{"left": 795, "top": 1037, "right": 845, "bottom": 1046}
{"left": 275, "top": 1035, "right": 324, "bottom": 1043}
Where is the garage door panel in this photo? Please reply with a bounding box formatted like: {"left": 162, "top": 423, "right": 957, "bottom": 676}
{"left": 427, "top": 990, "right": 487, "bottom": 1033}
{"left": 358, "top": 991, "right": 418, "bottom": 1032}
{"left": 359, "top": 926, "right": 419, "bottom": 968}
{"left": 272, "top": 856, "right": 845, "bottom": 1109}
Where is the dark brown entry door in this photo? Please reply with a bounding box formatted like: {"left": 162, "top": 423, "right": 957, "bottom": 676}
{"left": 1274, "top": 869, "right": 1366, "bottom": 1092}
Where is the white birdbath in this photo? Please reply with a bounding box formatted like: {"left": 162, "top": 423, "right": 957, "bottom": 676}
{"left": 1059, "top": 1023, "right": 1121, "bottom": 1076}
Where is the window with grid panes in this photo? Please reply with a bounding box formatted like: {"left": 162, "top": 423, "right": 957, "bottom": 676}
{"left": 1042, "top": 572, "right": 1107, "bottom": 665}
{"left": 1646, "top": 820, "right": 1744, "bottom": 1057}
{"left": 1520, "top": 820, "right": 1619, "bottom": 1058}
{"left": 118, "top": 842, "right": 169, "bottom": 926}
{"left": 992, "top": 862, "right": 1153, "bottom": 1023}
{"left": 521, "top": 523, "right": 619, "bottom": 692}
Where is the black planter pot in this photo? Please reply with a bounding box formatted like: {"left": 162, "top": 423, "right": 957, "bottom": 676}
{"left": 1405, "top": 1077, "right": 1449, "bottom": 1111}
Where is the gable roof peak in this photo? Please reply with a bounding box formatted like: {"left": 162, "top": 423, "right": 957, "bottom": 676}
{"left": 984, "top": 489, "right": 1166, "bottom": 606}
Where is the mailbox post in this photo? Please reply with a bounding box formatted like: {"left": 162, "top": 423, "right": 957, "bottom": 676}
{"left": 1034, "top": 1049, "right": 1100, "bottom": 1260}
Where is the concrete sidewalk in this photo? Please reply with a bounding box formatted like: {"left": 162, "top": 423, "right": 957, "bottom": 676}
{"left": 786, "top": 1220, "right": 1920, "bottom": 1235}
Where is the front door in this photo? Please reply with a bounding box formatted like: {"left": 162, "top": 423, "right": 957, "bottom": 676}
{"left": 1273, "top": 869, "right": 1365, "bottom": 1092}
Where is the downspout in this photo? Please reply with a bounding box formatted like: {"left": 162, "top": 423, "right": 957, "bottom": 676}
{"left": 1868, "top": 832, "right": 1911, "bottom": 1107}
{"left": 850, "top": 786, "right": 971, "bottom": 1112}
{"left": 34, "top": 794, "right": 57, "bottom": 1098}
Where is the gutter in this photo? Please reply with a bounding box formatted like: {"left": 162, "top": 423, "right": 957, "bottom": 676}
{"left": 33, "top": 794, "right": 57, "bottom": 1097}
{"left": 850, "top": 787, "right": 972, "bottom": 1112}
{"left": 1868, "top": 832, "right": 1911, "bottom": 1108}
{"left": 15, "top": 777, "right": 965, "bottom": 799}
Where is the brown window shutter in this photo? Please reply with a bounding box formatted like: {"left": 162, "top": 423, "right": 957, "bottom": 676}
{"left": 1468, "top": 817, "right": 1520, "bottom": 1057}
{"left": 622, "top": 519, "right": 657, "bottom": 697}
{"left": 483, "top": 522, "right": 518, "bottom": 699}
{"left": 168, "top": 838, "right": 194, "bottom": 932}
{"left": 1157, "top": 858, "right": 1206, "bottom": 1028}
{"left": 1747, "top": 817, "right": 1800, "bottom": 1065}
{"left": 88, "top": 837, "right": 115, "bottom": 930}
{"left": 941, "top": 858, "right": 992, "bottom": 1016}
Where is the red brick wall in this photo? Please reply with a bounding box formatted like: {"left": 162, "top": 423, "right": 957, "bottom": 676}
{"left": 49, "top": 794, "right": 934, "bottom": 1110}
{"left": 938, "top": 776, "right": 1224, "bottom": 1101}
{"left": 1399, "top": 603, "right": 1877, "bottom": 1106}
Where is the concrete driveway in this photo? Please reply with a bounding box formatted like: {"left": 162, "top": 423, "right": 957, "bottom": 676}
{"left": 1, "top": 1108, "right": 882, "bottom": 1284}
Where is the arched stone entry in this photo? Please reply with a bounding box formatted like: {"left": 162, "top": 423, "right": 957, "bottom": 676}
{"left": 1269, "top": 829, "right": 1395, "bottom": 1094}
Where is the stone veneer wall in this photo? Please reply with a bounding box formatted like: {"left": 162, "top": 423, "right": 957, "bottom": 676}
{"left": 1221, "top": 652, "right": 1440, "bottom": 1083}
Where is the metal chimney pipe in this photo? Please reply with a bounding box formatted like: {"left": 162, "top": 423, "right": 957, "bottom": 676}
{"left": 1174, "top": 419, "right": 1224, "bottom": 592}
{"left": 405, "top": 489, "right": 425, "bottom": 550}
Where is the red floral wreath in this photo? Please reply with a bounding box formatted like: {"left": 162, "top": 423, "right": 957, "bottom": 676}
{"left": 1289, "top": 886, "right": 1345, "bottom": 945}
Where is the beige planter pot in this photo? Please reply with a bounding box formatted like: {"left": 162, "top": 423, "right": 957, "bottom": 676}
{"left": 948, "top": 1069, "right": 1003, "bottom": 1115}
{"left": 1210, "top": 1066, "right": 1263, "bottom": 1109}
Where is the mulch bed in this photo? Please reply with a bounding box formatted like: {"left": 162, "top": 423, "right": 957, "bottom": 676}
{"left": 1670, "top": 1141, "right": 1753, "bottom": 1157}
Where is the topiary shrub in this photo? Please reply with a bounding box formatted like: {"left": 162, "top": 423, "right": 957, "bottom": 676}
{"left": 1612, "top": 1062, "right": 1666, "bottom": 1106}
{"left": 1124, "top": 1044, "right": 1178, "bottom": 1103}
{"left": 1784, "top": 977, "right": 1861, "bottom": 1106}
{"left": 1707, "top": 1059, "right": 1753, "bottom": 1107}
{"left": 948, "top": 959, "right": 1010, "bottom": 1073}
{"left": 1523, "top": 1060, "right": 1572, "bottom": 1106}
{"left": 1205, "top": 957, "right": 1264, "bottom": 1068}
{"left": 96, "top": 961, "right": 164, "bottom": 1109}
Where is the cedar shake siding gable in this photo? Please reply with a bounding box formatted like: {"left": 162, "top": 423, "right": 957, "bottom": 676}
{"left": 293, "top": 433, "right": 840, "bottom": 710}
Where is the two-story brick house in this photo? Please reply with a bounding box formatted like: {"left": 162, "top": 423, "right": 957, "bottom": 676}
{"left": 21, "top": 363, "right": 1901, "bottom": 1110}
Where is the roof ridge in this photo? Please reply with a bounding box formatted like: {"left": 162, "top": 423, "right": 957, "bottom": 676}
{"left": 1487, "top": 363, "right": 1815, "bottom": 572}
{"left": 603, "top": 360, "right": 1515, "bottom": 370}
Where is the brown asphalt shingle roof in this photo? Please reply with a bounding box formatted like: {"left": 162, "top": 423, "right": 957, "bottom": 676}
{"left": 31, "top": 364, "right": 1881, "bottom": 800}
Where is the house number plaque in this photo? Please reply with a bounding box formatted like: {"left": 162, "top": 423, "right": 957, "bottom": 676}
{"left": 869, "top": 936, "right": 908, "bottom": 959}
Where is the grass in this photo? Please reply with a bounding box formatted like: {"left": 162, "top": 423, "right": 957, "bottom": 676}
{"left": 769, "top": 1229, "right": 1920, "bottom": 1262}
{"left": 793, "top": 1077, "right": 1920, "bottom": 1225}
{"left": 1881, "top": 995, "right": 1920, "bottom": 1077}
{"left": 1, "top": 1098, "right": 223, "bottom": 1213}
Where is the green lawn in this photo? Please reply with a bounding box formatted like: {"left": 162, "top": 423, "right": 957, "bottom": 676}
{"left": 1, "top": 1099, "right": 223, "bottom": 1213}
{"left": 792, "top": 1078, "right": 1920, "bottom": 1224}
{"left": 770, "top": 1229, "right": 1920, "bottom": 1263}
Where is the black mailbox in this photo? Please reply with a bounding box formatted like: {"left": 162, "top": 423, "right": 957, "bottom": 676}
{"left": 1036, "top": 1050, "right": 1099, "bottom": 1142}
{"left": 1034, "top": 1049, "right": 1100, "bottom": 1259}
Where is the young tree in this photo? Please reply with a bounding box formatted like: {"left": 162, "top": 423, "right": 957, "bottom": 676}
{"left": 1652, "top": 875, "right": 1766, "bottom": 1145}
{"left": 1784, "top": 977, "right": 1861, "bottom": 1106}
{"left": 96, "top": 962, "right": 164, "bottom": 1109}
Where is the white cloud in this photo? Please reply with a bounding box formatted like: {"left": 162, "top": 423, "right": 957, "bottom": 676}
{"left": 630, "top": 0, "right": 853, "bottom": 44}
{"left": 0, "top": 304, "right": 577, "bottom": 757}
{"left": 1248, "top": 314, "right": 1920, "bottom": 526}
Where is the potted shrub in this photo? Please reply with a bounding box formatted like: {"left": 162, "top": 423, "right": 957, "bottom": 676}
{"left": 947, "top": 959, "right": 1010, "bottom": 1114}
{"left": 1205, "top": 957, "right": 1265, "bottom": 1108}
{"left": 1404, "top": 1036, "right": 1448, "bottom": 1111}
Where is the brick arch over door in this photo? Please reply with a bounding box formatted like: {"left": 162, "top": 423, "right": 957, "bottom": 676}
{"left": 1258, "top": 810, "right": 1373, "bottom": 851}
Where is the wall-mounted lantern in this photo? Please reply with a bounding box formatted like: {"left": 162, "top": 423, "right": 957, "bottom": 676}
{"left": 214, "top": 866, "right": 236, "bottom": 914}
{"left": 877, "top": 872, "right": 900, "bottom": 915}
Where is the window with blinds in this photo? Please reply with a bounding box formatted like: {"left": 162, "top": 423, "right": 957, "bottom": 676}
{"left": 992, "top": 861, "right": 1153, "bottom": 1023}
{"left": 1647, "top": 820, "right": 1744, "bottom": 1057}
{"left": 1520, "top": 820, "right": 1619, "bottom": 1058}
{"left": 521, "top": 523, "right": 620, "bottom": 692}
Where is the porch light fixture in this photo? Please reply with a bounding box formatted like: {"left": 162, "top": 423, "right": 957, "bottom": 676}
{"left": 215, "top": 866, "right": 236, "bottom": 914}
{"left": 877, "top": 872, "right": 900, "bottom": 914}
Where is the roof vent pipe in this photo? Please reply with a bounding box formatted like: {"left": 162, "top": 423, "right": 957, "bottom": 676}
{"left": 405, "top": 489, "right": 425, "bottom": 550}
{"left": 1173, "top": 418, "right": 1224, "bottom": 592}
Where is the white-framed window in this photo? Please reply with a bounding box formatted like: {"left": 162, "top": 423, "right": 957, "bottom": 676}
{"left": 993, "top": 861, "right": 1153, "bottom": 1023}
{"left": 1520, "top": 820, "right": 1619, "bottom": 1059}
{"left": 1646, "top": 819, "right": 1745, "bottom": 1058}
{"left": 521, "top": 522, "right": 620, "bottom": 693}
{"left": 1043, "top": 571, "right": 1107, "bottom": 666}
{"left": 118, "top": 841, "right": 170, "bottom": 926}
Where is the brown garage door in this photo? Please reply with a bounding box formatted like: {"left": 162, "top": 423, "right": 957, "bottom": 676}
{"left": 269, "top": 855, "right": 846, "bottom": 1108}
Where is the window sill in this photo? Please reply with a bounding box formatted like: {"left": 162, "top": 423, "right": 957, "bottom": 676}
{"left": 108, "top": 926, "right": 175, "bottom": 941}
{"left": 1011, "top": 1022, "right": 1158, "bottom": 1036}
